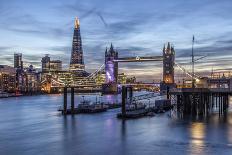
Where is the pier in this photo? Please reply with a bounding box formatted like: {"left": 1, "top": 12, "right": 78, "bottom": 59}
{"left": 170, "top": 88, "right": 231, "bottom": 117}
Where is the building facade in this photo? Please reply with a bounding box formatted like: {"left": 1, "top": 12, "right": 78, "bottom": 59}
{"left": 24, "top": 65, "right": 41, "bottom": 93}
{"left": 40, "top": 71, "right": 73, "bottom": 93}
{"left": 14, "top": 53, "right": 23, "bottom": 70}
{"left": 41, "top": 55, "right": 62, "bottom": 72}
{"left": 0, "top": 65, "right": 16, "bottom": 93}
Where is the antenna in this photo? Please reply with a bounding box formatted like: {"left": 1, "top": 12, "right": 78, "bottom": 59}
{"left": 192, "top": 35, "right": 195, "bottom": 88}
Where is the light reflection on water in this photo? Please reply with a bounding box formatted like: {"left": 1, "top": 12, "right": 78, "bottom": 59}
{"left": 189, "top": 122, "right": 206, "bottom": 155}
{"left": 0, "top": 93, "right": 232, "bottom": 155}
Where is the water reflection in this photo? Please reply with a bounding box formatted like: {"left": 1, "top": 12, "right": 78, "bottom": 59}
{"left": 189, "top": 122, "right": 206, "bottom": 155}
{"left": 1, "top": 94, "right": 232, "bottom": 154}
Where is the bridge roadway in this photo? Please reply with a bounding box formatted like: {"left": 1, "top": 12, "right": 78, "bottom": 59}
{"left": 51, "top": 83, "right": 161, "bottom": 88}
{"left": 121, "top": 83, "right": 160, "bottom": 86}
{"left": 113, "top": 56, "right": 163, "bottom": 62}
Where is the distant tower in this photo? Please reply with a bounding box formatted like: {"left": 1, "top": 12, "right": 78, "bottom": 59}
{"left": 163, "top": 42, "right": 175, "bottom": 84}
{"left": 14, "top": 53, "right": 23, "bottom": 70}
{"left": 70, "top": 17, "right": 85, "bottom": 71}
{"left": 41, "top": 54, "right": 50, "bottom": 72}
{"left": 105, "top": 44, "right": 118, "bottom": 83}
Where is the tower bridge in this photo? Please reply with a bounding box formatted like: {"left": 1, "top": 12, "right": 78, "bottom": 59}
{"left": 103, "top": 43, "right": 175, "bottom": 93}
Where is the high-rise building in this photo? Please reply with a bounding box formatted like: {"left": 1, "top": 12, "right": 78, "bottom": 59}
{"left": 14, "top": 53, "right": 23, "bottom": 70}
{"left": 25, "top": 65, "right": 40, "bottom": 93}
{"left": 41, "top": 54, "right": 50, "bottom": 72}
{"left": 50, "top": 60, "right": 62, "bottom": 72}
{"left": 69, "top": 17, "right": 85, "bottom": 71}
{"left": 41, "top": 55, "right": 62, "bottom": 72}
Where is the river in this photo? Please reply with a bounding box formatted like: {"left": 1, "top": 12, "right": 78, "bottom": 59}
{"left": 0, "top": 93, "right": 232, "bottom": 155}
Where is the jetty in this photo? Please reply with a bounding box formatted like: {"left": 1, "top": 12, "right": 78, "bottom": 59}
{"left": 170, "top": 88, "right": 231, "bottom": 116}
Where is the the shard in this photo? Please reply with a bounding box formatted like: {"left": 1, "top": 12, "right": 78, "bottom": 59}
{"left": 70, "top": 17, "right": 85, "bottom": 71}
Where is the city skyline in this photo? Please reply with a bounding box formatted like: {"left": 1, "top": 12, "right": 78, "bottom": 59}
{"left": 1, "top": 0, "right": 232, "bottom": 81}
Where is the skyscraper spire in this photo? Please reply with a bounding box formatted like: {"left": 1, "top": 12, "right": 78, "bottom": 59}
{"left": 75, "top": 17, "right": 80, "bottom": 29}
{"left": 70, "top": 17, "right": 85, "bottom": 71}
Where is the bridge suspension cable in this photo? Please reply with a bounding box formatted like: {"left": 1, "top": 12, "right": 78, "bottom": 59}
{"left": 86, "top": 64, "right": 105, "bottom": 79}
{"left": 77, "top": 64, "right": 105, "bottom": 85}
{"left": 174, "top": 62, "right": 201, "bottom": 80}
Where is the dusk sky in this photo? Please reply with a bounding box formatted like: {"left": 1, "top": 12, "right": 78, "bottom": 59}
{"left": 1, "top": 0, "right": 232, "bottom": 81}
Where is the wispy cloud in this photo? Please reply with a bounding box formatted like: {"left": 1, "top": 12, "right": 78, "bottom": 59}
{"left": 0, "top": 0, "right": 232, "bottom": 81}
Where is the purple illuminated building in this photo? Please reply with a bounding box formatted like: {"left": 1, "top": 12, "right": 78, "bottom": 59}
{"left": 105, "top": 44, "right": 118, "bottom": 84}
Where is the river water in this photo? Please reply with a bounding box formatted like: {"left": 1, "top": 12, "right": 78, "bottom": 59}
{"left": 0, "top": 93, "right": 232, "bottom": 155}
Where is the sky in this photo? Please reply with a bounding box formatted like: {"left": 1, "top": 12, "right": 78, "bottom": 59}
{"left": 0, "top": 0, "right": 232, "bottom": 82}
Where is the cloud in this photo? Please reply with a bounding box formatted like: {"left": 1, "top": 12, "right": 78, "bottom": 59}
{"left": 1, "top": 0, "right": 232, "bottom": 81}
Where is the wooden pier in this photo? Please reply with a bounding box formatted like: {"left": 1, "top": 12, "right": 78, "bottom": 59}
{"left": 170, "top": 88, "right": 231, "bottom": 116}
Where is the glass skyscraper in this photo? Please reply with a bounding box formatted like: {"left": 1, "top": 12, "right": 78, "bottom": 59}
{"left": 69, "top": 17, "right": 85, "bottom": 72}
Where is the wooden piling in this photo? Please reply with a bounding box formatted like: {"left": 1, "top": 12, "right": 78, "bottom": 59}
{"left": 71, "top": 87, "right": 75, "bottom": 114}
{"left": 63, "top": 87, "right": 67, "bottom": 115}
{"left": 167, "top": 86, "right": 170, "bottom": 100}
{"left": 121, "top": 86, "right": 127, "bottom": 116}
{"left": 128, "top": 87, "right": 133, "bottom": 104}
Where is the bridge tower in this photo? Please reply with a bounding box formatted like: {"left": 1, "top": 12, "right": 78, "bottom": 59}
{"left": 163, "top": 42, "right": 175, "bottom": 84}
{"left": 105, "top": 44, "right": 118, "bottom": 83}
{"left": 102, "top": 44, "right": 118, "bottom": 93}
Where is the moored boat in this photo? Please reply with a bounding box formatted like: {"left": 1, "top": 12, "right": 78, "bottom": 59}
{"left": 77, "top": 99, "right": 108, "bottom": 113}
{"left": 126, "top": 102, "right": 146, "bottom": 111}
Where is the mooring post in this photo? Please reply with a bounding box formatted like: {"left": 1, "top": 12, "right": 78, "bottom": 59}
{"left": 226, "top": 94, "right": 229, "bottom": 108}
{"left": 216, "top": 93, "right": 218, "bottom": 108}
{"left": 177, "top": 95, "right": 180, "bottom": 110}
{"left": 211, "top": 94, "right": 214, "bottom": 110}
{"left": 167, "top": 86, "right": 170, "bottom": 100}
{"left": 71, "top": 87, "right": 75, "bottom": 114}
{"left": 122, "top": 86, "right": 127, "bottom": 116}
{"left": 221, "top": 94, "right": 223, "bottom": 114}
{"left": 129, "top": 86, "right": 133, "bottom": 104}
{"left": 219, "top": 94, "right": 221, "bottom": 115}
{"left": 63, "top": 87, "right": 67, "bottom": 115}
{"left": 223, "top": 94, "right": 226, "bottom": 114}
